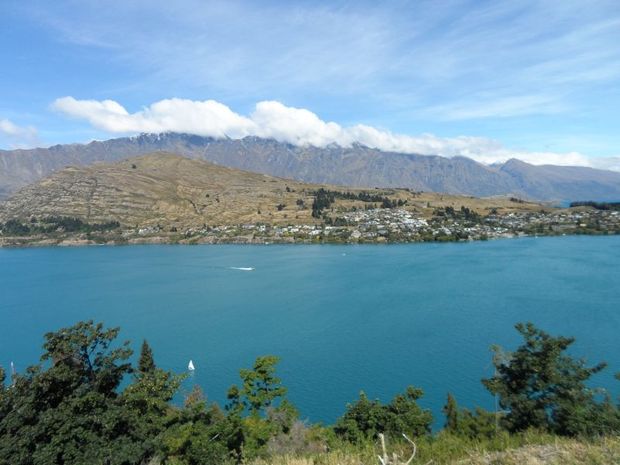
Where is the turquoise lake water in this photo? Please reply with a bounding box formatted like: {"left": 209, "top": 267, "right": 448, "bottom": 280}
{"left": 1, "top": 236, "right": 619, "bottom": 427}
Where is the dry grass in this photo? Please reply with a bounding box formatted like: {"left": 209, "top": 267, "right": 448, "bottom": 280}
{"left": 249, "top": 436, "right": 620, "bottom": 465}
{"left": 461, "top": 438, "right": 620, "bottom": 465}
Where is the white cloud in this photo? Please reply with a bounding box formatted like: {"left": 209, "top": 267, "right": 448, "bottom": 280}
{"left": 0, "top": 118, "right": 39, "bottom": 148}
{"left": 53, "top": 97, "right": 255, "bottom": 137}
{"left": 590, "top": 157, "right": 620, "bottom": 172}
{"left": 0, "top": 119, "right": 30, "bottom": 137}
{"left": 52, "top": 96, "right": 610, "bottom": 170}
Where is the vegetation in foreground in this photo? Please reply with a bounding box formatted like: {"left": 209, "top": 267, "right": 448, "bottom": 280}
{"left": 1, "top": 322, "right": 619, "bottom": 465}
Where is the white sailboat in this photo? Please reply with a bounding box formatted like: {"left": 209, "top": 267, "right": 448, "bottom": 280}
{"left": 188, "top": 360, "right": 195, "bottom": 371}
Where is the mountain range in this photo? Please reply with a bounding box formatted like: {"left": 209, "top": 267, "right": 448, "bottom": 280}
{"left": 1, "top": 133, "right": 619, "bottom": 202}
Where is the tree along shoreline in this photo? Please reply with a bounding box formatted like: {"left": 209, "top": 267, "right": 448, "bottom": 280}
{"left": 1, "top": 321, "right": 619, "bottom": 465}
{"left": 1, "top": 222, "right": 619, "bottom": 248}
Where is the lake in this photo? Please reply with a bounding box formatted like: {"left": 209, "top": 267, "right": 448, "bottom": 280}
{"left": 1, "top": 236, "right": 619, "bottom": 428}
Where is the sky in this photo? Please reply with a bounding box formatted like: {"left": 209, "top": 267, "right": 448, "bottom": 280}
{"left": 1, "top": 0, "right": 620, "bottom": 169}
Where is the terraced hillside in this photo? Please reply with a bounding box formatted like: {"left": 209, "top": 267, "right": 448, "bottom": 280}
{"left": 0, "top": 152, "right": 545, "bottom": 230}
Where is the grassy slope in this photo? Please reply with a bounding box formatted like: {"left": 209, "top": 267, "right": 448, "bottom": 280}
{"left": 250, "top": 433, "right": 620, "bottom": 465}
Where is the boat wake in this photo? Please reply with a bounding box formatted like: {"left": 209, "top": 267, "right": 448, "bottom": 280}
{"left": 230, "top": 267, "right": 255, "bottom": 271}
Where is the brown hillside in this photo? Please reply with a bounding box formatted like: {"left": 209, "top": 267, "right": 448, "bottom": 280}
{"left": 0, "top": 152, "right": 545, "bottom": 229}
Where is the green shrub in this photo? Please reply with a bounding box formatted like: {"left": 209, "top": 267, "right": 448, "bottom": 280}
{"left": 334, "top": 386, "right": 432, "bottom": 443}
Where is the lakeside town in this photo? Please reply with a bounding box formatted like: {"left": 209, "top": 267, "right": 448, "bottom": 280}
{"left": 163, "top": 205, "right": 620, "bottom": 244}
{"left": 2, "top": 202, "right": 619, "bottom": 246}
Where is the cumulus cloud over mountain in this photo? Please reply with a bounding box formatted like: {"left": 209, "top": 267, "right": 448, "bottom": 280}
{"left": 52, "top": 97, "right": 608, "bottom": 169}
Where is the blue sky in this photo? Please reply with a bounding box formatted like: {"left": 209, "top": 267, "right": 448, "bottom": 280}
{"left": 1, "top": 0, "right": 619, "bottom": 168}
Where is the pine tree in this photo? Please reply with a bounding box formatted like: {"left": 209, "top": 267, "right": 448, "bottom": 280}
{"left": 482, "top": 322, "right": 607, "bottom": 435}
{"left": 443, "top": 393, "right": 459, "bottom": 432}
{"left": 138, "top": 339, "right": 156, "bottom": 374}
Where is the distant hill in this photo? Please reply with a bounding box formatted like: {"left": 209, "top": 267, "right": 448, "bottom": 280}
{"left": 0, "top": 152, "right": 544, "bottom": 229}
{"left": 1, "top": 133, "right": 620, "bottom": 201}
{"left": 0, "top": 152, "right": 324, "bottom": 228}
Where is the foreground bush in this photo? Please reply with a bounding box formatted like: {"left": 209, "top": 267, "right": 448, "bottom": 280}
{"left": 0, "top": 320, "right": 619, "bottom": 464}
{"left": 334, "top": 387, "right": 432, "bottom": 442}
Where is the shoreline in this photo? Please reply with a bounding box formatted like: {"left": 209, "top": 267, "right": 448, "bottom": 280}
{"left": 1, "top": 229, "right": 619, "bottom": 249}
{"left": 3, "top": 205, "right": 619, "bottom": 248}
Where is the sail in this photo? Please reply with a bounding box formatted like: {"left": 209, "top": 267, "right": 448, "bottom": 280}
{"left": 188, "top": 360, "right": 195, "bottom": 371}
